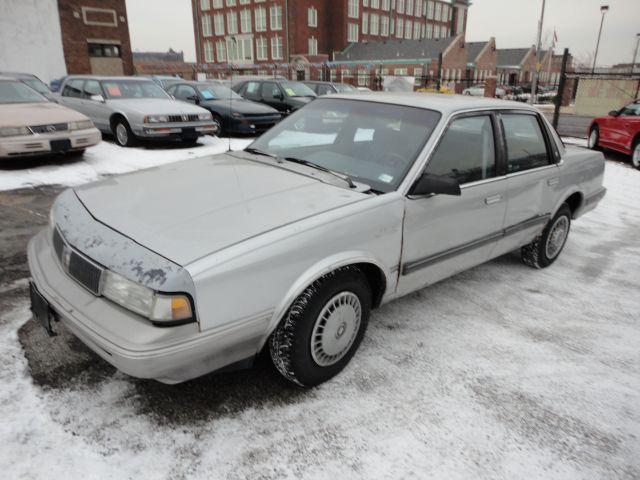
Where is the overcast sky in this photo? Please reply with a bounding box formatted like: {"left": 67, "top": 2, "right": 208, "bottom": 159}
{"left": 125, "top": 0, "right": 640, "bottom": 66}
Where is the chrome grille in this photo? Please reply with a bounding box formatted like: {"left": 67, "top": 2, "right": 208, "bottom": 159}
{"left": 30, "top": 123, "right": 69, "bottom": 134}
{"left": 168, "top": 114, "right": 199, "bottom": 123}
{"left": 52, "top": 228, "right": 103, "bottom": 295}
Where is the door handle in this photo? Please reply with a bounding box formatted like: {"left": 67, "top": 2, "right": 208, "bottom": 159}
{"left": 484, "top": 194, "right": 503, "bottom": 205}
{"left": 547, "top": 177, "right": 560, "bottom": 186}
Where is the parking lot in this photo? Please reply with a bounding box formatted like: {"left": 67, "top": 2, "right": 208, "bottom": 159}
{"left": 0, "top": 136, "right": 638, "bottom": 479}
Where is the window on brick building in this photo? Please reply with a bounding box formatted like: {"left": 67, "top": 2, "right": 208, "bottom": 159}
{"left": 271, "top": 36, "right": 283, "bottom": 59}
{"left": 256, "top": 37, "right": 268, "bottom": 60}
{"left": 413, "top": 21, "right": 421, "bottom": 38}
{"left": 456, "top": 7, "right": 465, "bottom": 34}
{"left": 212, "top": 0, "right": 222, "bottom": 7}
{"left": 255, "top": 7, "right": 266, "bottom": 31}
{"left": 214, "top": 13, "right": 224, "bottom": 35}
{"left": 88, "top": 43, "right": 121, "bottom": 58}
{"left": 394, "top": 68, "right": 408, "bottom": 75}
{"left": 226, "top": 0, "right": 236, "bottom": 6}
{"left": 380, "top": 15, "right": 388, "bottom": 36}
{"left": 396, "top": 18, "right": 403, "bottom": 38}
{"left": 363, "top": 0, "right": 369, "bottom": 6}
{"left": 434, "top": 2, "right": 441, "bottom": 21}
{"left": 370, "top": 13, "right": 379, "bottom": 35}
{"left": 204, "top": 40, "right": 214, "bottom": 62}
{"left": 202, "top": 15, "right": 212, "bottom": 36}
{"left": 201, "top": 0, "right": 210, "bottom": 11}
{"left": 362, "top": 13, "right": 369, "bottom": 34}
{"left": 427, "top": 1, "right": 434, "bottom": 19}
{"left": 405, "top": 20, "right": 412, "bottom": 39}
{"left": 382, "top": 0, "right": 390, "bottom": 9}
{"left": 426, "top": 23, "right": 433, "bottom": 38}
{"left": 270, "top": 5, "right": 282, "bottom": 30}
{"left": 397, "top": 0, "right": 405, "bottom": 14}
{"left": 372, "top": 0, "right": 380, "bottom": 8}
{"left": 308, "top": 36, "right": 318, "bottom": 55}
{"left": 348, "top": 0, "right": 359, "bottom": 18}
{"left": 358, "top": 69, "right": 368, "bottom": 86}
{"left": 406, "top": 0, "right": 414, "bottom": 16}
{"left": 240, "top": 9, "right": 251, "bottom": 33}
{"left": 227, "top": 12, "right": 238, "bottom": 34}
{"left": 308, "top": 7, "right": 318, "bottom": 27}
{"left": 415, "top": 0, "right": 422, "bottom": 16}
{"left": 240, "top": 0, "right": 250, "bottom": 4}
{"left": 348, "top": 23, "right": 359, "bottom": 42}
{"left": 216, "top": 40, "right": 226, "bottom": 61}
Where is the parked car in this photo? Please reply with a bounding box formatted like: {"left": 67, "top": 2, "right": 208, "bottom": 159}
{"left": 0, "top": 76, "right": 100, "bottom": 159}
{"left": 139, "top": 75, "right": 183, "bottom": 90}
{"left": 356, "top": 86, "right": 373, "bottom": 92}
{"left": 462, "top": 83, "right": 506, "bottom": 98}
{"left": 303, "top": 81, "right": 357, "bottom": 96}
{"left": 49, "top": 76, "right": 67, "bottom": 93}
{"left": 28, "top": 93, "right": 605, "bottom": 387}
{"left": 233, "top": 78, "right": 316, "bottom": 115}
{"left": 0, "top": 71, "right": 57, "bottom": 101}
{"left": 58, "top": 76, "right": 217, "bottom": 147}
{"left": 588, "top": 99, "right": 640, "bottom": 168}
{"left": 167, "top": 81, "right": 281, "bottom": 135}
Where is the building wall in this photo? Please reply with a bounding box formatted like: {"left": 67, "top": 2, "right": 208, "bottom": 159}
{"left": 470, "top": 38, "right": 496, "bottom": 83}
{"left": 57, "top": 0, "right": 133, "bottom": 75}
{"left": 0, "top": 0, "right": 67, "bottom": 83}
{"left": 575, "top": 78, "right": 640, "bottom": 117}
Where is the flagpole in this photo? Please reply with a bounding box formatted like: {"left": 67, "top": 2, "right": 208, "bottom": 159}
{"left": 530, "top": 0, "right": 546, "bottom": 105}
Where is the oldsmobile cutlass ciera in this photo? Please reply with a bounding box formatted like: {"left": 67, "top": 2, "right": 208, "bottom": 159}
{"left": 28, "top": 93, "right": 606, "bottom": 387}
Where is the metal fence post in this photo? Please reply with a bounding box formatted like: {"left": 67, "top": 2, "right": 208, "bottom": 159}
{"left": 553, "top": 48, "right": 570, "bottom": 130}
{"left": 436, "top": 52, "right": 443, "bottom": 92}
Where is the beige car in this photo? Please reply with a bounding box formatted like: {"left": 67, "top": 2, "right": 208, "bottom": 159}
{"left": 0, "top": 76, "right": 101, "bottom": 159}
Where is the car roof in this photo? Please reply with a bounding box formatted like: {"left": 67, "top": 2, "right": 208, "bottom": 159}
{"left": 326, "top": 92, "right": 538, "bottom": 114}
{"left": 0, "top": 71, "right": 37, "bottom": 79}
{"left": 64, "top": 75, "right": 154, "bottom": 82}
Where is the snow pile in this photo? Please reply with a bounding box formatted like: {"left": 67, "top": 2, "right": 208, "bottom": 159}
{"left": 0, "top": 136, "right": 253, "bottom": 192}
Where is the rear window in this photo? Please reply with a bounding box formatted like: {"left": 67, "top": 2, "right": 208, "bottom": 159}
{"left": 502, "top": 114, "right": 551, "bottom": 173}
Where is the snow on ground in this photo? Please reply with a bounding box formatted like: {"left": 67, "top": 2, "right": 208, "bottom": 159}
{"left": 0, "top": 136, "right": 253, "bottom": 192}
{"left": 562, "top": 137, "right": 589, "bottom": 148}
{"left": 0, "top": 153, "right": 639, "bottom": 478}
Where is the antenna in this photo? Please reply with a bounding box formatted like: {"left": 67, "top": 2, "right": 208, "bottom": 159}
{"left": 228, "top": 36, "right": 237, "bottom": 153}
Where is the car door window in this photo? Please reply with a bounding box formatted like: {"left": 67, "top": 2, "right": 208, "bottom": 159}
{"left": 175, "top": 85, "right": 197, "bottom": 101}
{"left": 244, "top": 81, "right": 260, "bottom": 100}
{"left": 619, "top": 103, "right": 640, "bottom": 116}
{"left": 318, "top": 85, "right": 332, "bottom": 95}
{"left": 62, "top": 79, "right": 84, "bottom": 98}
{"left": 83, "top": 80, "right": 101, "bottom": 98}
{"left": 502, "top": 114, "right": 551, "bottom": 173}
{"left": 426, "top": 115, "right": 496, "bottom": 184}
{"left": 261, "top": 82, "right": 280, "bottom": 100}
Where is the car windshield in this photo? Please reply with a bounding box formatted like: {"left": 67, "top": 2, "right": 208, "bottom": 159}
{"left": 22, "top": 78, "right": 50, "bottom": 94}
{"left": 0, "top": 80, "right": 47, "bottom": 104}
{"left": 334, "top": 83, "right": 356, "bottom": 93}
{"left": 247, "top": 98, "right": 441, "bottom": 193}
{"left": 197, "top": 84, "right": 242, "bottom": 100}
{"left": 101, "top": 80, "right": 170, "bottom": 99}
{"left": 281, "top": 82, "right": 316, "bottom": 97}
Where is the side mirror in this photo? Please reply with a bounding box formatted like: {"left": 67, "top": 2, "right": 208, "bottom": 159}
{"left": 410, "top": 173, "right": 461, "bottom": 197}
{"left": 90, "top": 94, "right": 105, "bottom": 103}
{"left": 608, "top": 110, "right": 619, "bottom": 117}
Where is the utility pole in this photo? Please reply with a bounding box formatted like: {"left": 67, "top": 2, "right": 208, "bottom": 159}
{"left": 632, "top": 33, "right": 640, "bottom": 74}
{"left": 591, "top": 5, "right": 609, "bottom": 75}
{"left": 530, "top": 0, "right": 546, "bottom": 105}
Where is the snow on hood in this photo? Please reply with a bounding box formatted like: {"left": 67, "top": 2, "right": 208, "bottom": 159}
{"left": 0, "top": 101, "right": 88, "bottom": 128}
{"left": 73, "top": 153, "right": 366, "bottom": 265}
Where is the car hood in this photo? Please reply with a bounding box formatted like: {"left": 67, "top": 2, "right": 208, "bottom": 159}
{"left": 73, "top": 153, "right": 366, "bottom": 265}
{"left": 0, "top": 101, "right": 88, "bottom": 127}
{"left": 202, "top": 99, "right": 279, "bottom": 115}
{"left": 106, "top": 98, "right": 208, "bottom": 115}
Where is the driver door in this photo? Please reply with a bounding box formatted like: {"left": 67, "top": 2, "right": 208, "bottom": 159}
{"left": 261, "top": 82, "right": 285, "bottom": 112}
{"left": 397, "top": 112, "right": 508, "bottom": 295}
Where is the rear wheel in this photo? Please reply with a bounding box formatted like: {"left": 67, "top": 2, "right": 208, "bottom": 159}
{"left": 521, "top": 204, "right": 572, "bottom": 269}
{"left": 632, "top": 139, "right": 640, "bottom": 169}
{"left": 269, "top": 267, "right": 371, "bottom": 387}
{"left": 588, "top": 125, "right": 600, "bottom": 150}
{"left": 211, "top": 114, "right": 224, "bottom": 136}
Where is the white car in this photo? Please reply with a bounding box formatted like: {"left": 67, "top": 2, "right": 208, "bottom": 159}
{"left": 463, "top": 84, "right": 506, "bottom": 98}
{"left": 28, "top": 93, "right": 605, "bottom": 387}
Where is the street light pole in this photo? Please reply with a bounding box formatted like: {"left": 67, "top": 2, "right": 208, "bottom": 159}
{"left": 631, "top": 33, "right": 640, "bottom": 74}
{"left": 591, "top": 5, "right": 609, "bottom": 75}
{"left": 530, "top": 0, "right": 546, "bottom": 105}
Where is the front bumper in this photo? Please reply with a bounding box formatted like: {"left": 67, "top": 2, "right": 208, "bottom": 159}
{"left": 228, "top": 115, "right": 281, "bottom": 134}
{"left": 27, "top": 229, "right": 265, "bottom": 384}
{"left": 133, "top": 121, "right": 218, "bottom": 138}
{"left": 0, "top": 127, "right": 101, "bottom": 159}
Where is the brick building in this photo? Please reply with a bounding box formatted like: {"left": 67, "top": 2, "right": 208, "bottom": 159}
{"left": 496, "top": 46, "right": 567, "bottom": 87}
{"left": 466, "top": 38, "right": 496, "bottom": 83}
{"left": 191, "top": 0, "right": 470, "bottom": 73}
{"left": 57, "top": 0, "right": 134, "bottom": 76}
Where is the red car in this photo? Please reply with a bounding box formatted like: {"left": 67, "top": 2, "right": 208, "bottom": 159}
{"left": 588, "top": 100, "right": 640, "bottom": 168}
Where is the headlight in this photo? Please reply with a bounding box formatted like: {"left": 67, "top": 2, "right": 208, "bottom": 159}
{"left": 68, "top": 120, "right": 94, "bottom": 130}
{"left": 101, "top": 270, "right": 193, "bottom": 324}
{"left": 144, "top": 115, "right": 170, "bottom": 123}
{"left": 0, "top": 126, "right": 32, "bottom": 137}
{"left": 198, "top": 112, "right": 213, "bottom": 121}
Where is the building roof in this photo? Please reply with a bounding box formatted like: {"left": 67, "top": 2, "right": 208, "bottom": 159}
{"left": 328, "top": 91, "right": 538, "bottom": 115}
{"left": 333, "top": 37, "right": 458, "bottom": 64}
{"left": 466, "top": 41, "right": 488, "bottom": 63}
{"left": 496, "top": 48, "right": 533, "bottom": 68}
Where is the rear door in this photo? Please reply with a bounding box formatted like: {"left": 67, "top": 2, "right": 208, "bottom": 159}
{"left": 398, "top": 112, "right": 508, "bottom": 295}
{"left": 613, "top": 102, "right": 640, "bottom": 153}
{"left": 260, "top": 81, "right": 286, "bottom": 112}
{"left": 493, "top": 111, "right": 561, "bottom": 257}
{"left": 59, "top": 78, "right": 87, "bottom": 114}
{"left": 80, "top": 79, "right": 110, "bottom": 131}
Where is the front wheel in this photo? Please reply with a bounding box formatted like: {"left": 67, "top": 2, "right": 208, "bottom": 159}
{"left": 588, "top": 125, "right": 600, "bottom": 150}
{"left": 269, "top": 267, "right": 372, "bottom": 387}
{"left": 521, "top": 204, "right": 572, "bottom": 269}
{"left": 113, "top": 119, "right": 136, "bottom": 147}
{"left": 632, "top": 140, "right": 640, "bottom": 169}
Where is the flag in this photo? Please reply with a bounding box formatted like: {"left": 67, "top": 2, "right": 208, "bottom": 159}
{"left": 552, "top": 30, "right": 558, "bottom": 47}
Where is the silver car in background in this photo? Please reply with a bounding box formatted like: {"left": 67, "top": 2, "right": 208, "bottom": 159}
{"left": 58, "top": 76, "right": 217, "bottom": 147}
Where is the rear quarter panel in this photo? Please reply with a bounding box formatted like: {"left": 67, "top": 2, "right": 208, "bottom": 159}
{"left": 555, "top": 145, "right": 606, "bottom": 217}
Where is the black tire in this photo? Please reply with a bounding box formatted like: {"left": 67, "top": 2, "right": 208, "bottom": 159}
{"left": 112, "top": 118, "right": 136, "bottom": 147}
{"left": 65, "top": 149, "right": 85, "bottom": 157}
{"left": 521, "top": 204, "right": 572, "bottom": 269}
{"left": 269, "top": 266, "right": 372, "bottom": 387}
{"left": 211, "top": 114, "right": 224, "bottom": 136}
{"left": 632, "top": 137, "right": 640, "bottom": 170}
{"left": 181, "top": 138, "right": 199, "bottom": 147}
{"left": 588, "top": 125, "right": 601, "bottom": 151}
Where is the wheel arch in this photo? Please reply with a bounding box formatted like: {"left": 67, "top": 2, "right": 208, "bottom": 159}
{"left": 552, "top": 188, "right": 583, "bottom": 219}
{"left": 259, "top": 252, "right": 392, "bottom": 350}
{"left": 109, "top": 112, "right": 130, "bottom": 132}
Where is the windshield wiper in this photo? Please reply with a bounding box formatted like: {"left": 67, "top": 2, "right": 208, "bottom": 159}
{"left": 282, "top": 156, "right": 355, "bottom": 189}
{"left": 244, "top": 146, "right": 278, "bottom": 160}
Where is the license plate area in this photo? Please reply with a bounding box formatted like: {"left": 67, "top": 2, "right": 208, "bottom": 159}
{"left": 50, "top": 139, "right": 71, "bottom": 152}
{"left": 29, "top": 282, "right": 56, "bottom": 336}
{"left": 181, "top": 127, "right": 197, "bottom": 137}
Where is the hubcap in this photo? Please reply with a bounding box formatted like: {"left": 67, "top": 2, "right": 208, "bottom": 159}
{"left": 545, "top": 215, "right": 569, "bottom": 259}
{"left": 116, "top": 123, "right": 128, "bottom": 145}
{"left": 311, "top": 291, "right": 361, "bottom": 367}
{"left": 589, "top": 129, "right": 598, "bottom": 148}
{"left": 633, "top": 144, "right": 640, "bottom": 168}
